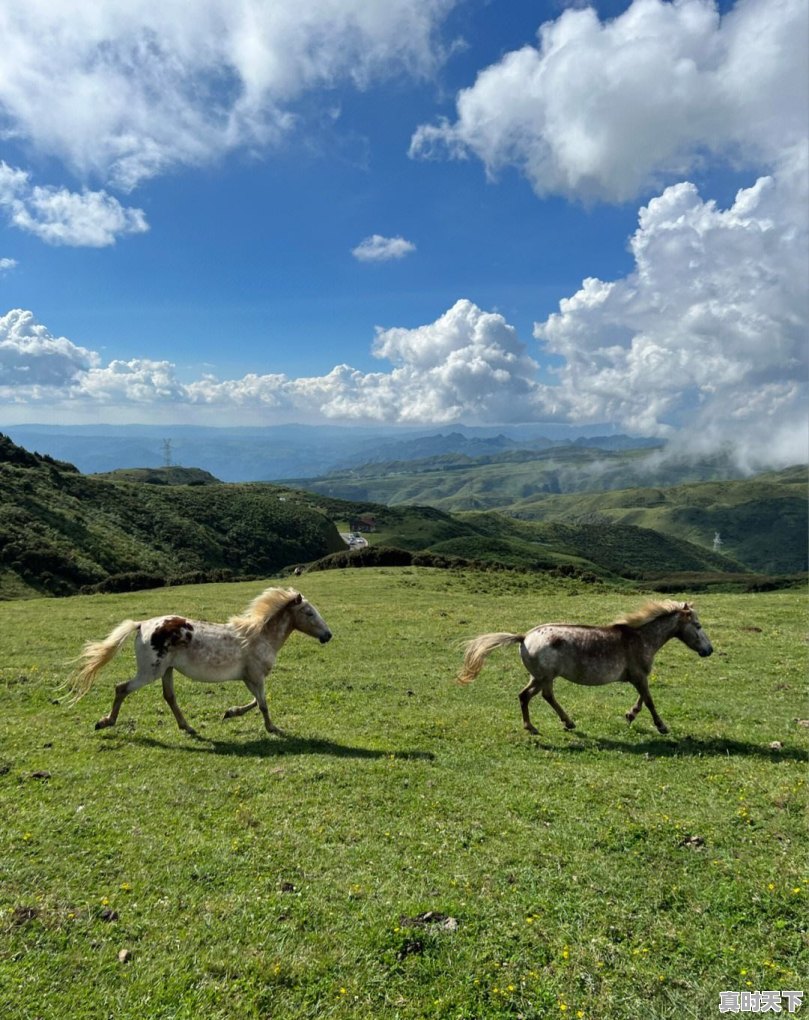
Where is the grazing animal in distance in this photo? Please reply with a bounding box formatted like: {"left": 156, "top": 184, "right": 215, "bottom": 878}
{"left": 457, "top": 600, "right": 713, "bottom": 735}
{"left": 68, "top": 587, "right": 332, "bottom": 736}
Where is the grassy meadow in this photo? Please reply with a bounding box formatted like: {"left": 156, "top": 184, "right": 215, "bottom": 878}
{"left": 1, "top": 568, "right": 806, "bottom": 1019}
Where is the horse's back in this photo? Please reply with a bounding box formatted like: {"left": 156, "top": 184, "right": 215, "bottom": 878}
{"left": 522, "top": 623, "right": 628, "bottom": 685}
{"left": 137, "top": 616, "right": 245, "bottom": 681}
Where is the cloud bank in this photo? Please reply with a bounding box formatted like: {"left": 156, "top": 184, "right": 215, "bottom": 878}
{"left": 0, "top": 0, "right": 455, "bottom": 191}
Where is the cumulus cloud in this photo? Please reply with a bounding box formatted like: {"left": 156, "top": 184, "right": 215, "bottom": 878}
{"left": 410, "top": 0, "right": 807, "bottom": 203}
{"left": 0, "top": 301, "right": 540, "bottom": 425}
{"left": 0, "top": 162, "right": 148, "bottom": 246}
{"left": 0, "top": 258, "right": 17, "bottom": 274}
{"left": 534, "top": 147, "right": 809, "bottom": 463}
{"left": 0, "top": 308, "right": 99, "bottom": 390}
{"left": 352, "top": 234, "right": 417, "bottom": 262}
{"left": 0, "top": 0, "right": 455, "bottom": 190}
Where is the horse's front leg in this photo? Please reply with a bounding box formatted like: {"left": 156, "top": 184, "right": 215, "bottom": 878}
{"left": 244, "top": 671, "right": 284, "bottom": 736}
{"left": 628, "top": 676, "right": 669, "bottom": 734}
{"left": 161, "top": 668, "right": 197, "bottom": 735}
{"left": 223, "top": 698, "right": 258, "bottom": 720}
{"left": 625, "top": 693, "right": 644, "bottom": 726}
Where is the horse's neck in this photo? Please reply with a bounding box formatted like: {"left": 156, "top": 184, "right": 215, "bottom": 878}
{"left": 261, "top": 612, "right": 294, "bottom": 654}
{"left": 638, "top": 613, "right": 680, "bottom": 652}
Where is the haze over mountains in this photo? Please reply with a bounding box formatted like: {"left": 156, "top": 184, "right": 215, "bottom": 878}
{"left": 0, "top": 421, "right": 730, "bottom": 484}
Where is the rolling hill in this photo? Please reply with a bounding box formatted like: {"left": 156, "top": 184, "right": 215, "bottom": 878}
{"left": 280, "top": 445, "right": 753, "bottom": 509}
{"left": 1, "top": 434, "right": 798, "bottom": 598}
{"left": 497, "top": 466, "right": 808, "bottom": 575}
{"left": 0, "top": 435, "right": 345, "bottom": 598}
{"left": 284, "top": 450, "right": 807, "bottom": 577}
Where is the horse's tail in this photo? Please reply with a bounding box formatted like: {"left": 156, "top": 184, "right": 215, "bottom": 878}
{"left": 456, "top": 632, "right": 525, "bottom": 685}
{"left": 67, "top": 620, "right": 140, "bottom": 702}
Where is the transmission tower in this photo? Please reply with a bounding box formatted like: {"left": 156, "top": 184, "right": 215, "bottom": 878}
{"left": 162, "top": 438, "right": 173, "bottom": 468}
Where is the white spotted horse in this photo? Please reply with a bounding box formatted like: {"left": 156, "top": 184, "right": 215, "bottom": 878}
{"left": 69, "top": 587, "right": 332, "bottom": 736}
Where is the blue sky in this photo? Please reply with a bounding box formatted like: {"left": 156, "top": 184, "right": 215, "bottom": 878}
{"left": 0, "top": 0, "right": 806, "bottom": 466}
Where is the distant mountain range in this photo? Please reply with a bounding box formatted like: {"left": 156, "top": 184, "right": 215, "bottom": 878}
{"left": 1, "top": 422, "right": 658, "bottom": 481}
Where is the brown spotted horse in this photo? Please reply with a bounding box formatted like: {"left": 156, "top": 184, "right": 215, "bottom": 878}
{"left": 69, "top": 587, "right": 332, "bottom": 736}
{"left": 457, "top": 600, "right": 713, "bottom": 735}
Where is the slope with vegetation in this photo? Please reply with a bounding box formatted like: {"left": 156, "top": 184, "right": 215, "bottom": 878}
{"left": 1, "top": 434, "right": 800, "bottom": 599}
{"left": 0, "top": 435, "right": 345, "bottom": 599}
{"left": 501, "top": 466, "right": 808, "bottom": 575}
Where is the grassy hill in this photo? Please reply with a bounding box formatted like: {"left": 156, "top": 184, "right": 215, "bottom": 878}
{"left": 94, "top": 466, "right": 219, "bottom": 486}
{"left": 1, "top": 571, "right": 806, "bottom": 1019}
{"left": 285, "top": 450, "right": 807, "bottom": 577}
{"left": 1, "top": 434, "right": 799, "bottom": 598}
{"left": 0, "top": 435, "right": 346, "bottom": 599}
{"left": 500, "top": 466, "right": 808, "bottom": 575}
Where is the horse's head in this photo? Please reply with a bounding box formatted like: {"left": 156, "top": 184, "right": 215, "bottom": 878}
{"left": 675, "top": 603, "right": 713, "bottom": 657}
{"left": 287, "top": 593, "right": 333, "bottom": 644}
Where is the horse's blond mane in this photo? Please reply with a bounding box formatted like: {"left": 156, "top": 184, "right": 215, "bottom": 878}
{"left": 228, "top": 587, "right": 301, "bottom": 643}
{"left": 613, "top": 600, "right": 686, "bottom": 629}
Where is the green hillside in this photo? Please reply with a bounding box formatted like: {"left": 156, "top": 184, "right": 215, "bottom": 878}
{"left": 286, "top": 449, "right": 807, "bottom": 577}
{"left": 501, "top": 466, "right": 808, "bottom": 575}
{"left": 0, "top": 436, "right": 345, "bottom": 599}
{"left": 1, "top": 434, "right": 799, "bottom": 598}
{"left": 282, "top": 445, "right": 748, "bottom": 509}
{"left": 94, "top": 466, "right": 219, "bottom": 486}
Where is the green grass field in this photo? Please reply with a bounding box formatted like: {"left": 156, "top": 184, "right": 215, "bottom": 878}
{"left": 1, "top": 569, "right": 806, "bottom": 1019}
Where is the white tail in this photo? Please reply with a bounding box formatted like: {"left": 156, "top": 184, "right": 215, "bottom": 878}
{"left": 456, "top": 632, "right": 524, "bottom": 685}
{"left": 69, "top": 620, "right": 140, "bottom": 702}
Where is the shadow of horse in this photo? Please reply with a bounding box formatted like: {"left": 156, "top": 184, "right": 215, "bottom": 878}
{"left": 530, "top": 731, "right": 808, "bottom": 763}
{"left": 129, "top": 732, "right": 436, "bottom": 762}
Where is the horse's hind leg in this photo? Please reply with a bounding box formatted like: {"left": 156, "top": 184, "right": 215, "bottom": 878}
{"left": 540, "top": 681, "right": 576, "bottom": 731}
{"left": 519, "top": 673, "right": 573, "bottom": 735}
{"left": 161, "top": 668, "right": 197, "bottom": 735}
{"left": 95, "top": 636, "right": 161, "bottom": 730}
{"left": 223, "top": 698, "right": 258, "bottom": 721}
{"left": 95, "top": 669, "right": 157, "bottom": 730}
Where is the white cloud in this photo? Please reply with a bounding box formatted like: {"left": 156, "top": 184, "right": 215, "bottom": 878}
{"left": 0, "top": 300, "right": 540, "bottom": 425}
{"left": 0, "top": 258, "right": 17, "bottom": 274}
{"left": 534, "top": 145, "right": 809, "bottom": 463}
{"left": 0, "top": 162, "right": 148, "bottom": 246}
{"left": 0, "top": 308, "right": 99, "bottom": 390}
{"left": 410, "top": 0, "right": 807, "bottom": 203}
{"left": 352, "top": 234, "right": 417, "bottom": 262}
{"left": 0, "top": 0, "right": 456, "bottom": 190}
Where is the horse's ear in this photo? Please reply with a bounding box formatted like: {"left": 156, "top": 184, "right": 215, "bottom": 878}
{"left": 290, "top": 593, "right": 303, "bottom": 605}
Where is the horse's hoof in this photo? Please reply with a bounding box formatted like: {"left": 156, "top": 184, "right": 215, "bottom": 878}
{"left": 625, "top": 712, "right": 635, "bottom": 725}
{"left": 564, "top": 721, "right": 576, "bottom": 731}
{"left": 95, "top": 718, "right": 112, "bottom": 730}
{"left": 184, "top": 726, "right": 198, "bottom": 736}
{"left": 657, "top": 724, "right": 670, "bottom": 735}
{"left": 524, "top": 724, "right": 539, "bottom": 736}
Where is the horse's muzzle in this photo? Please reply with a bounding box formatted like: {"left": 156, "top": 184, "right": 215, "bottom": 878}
{"left": 699, "top": 646, "right": 713, "bottom": 657}
{"left": 320, "top": 631, "right": 333, "bottom": 644}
